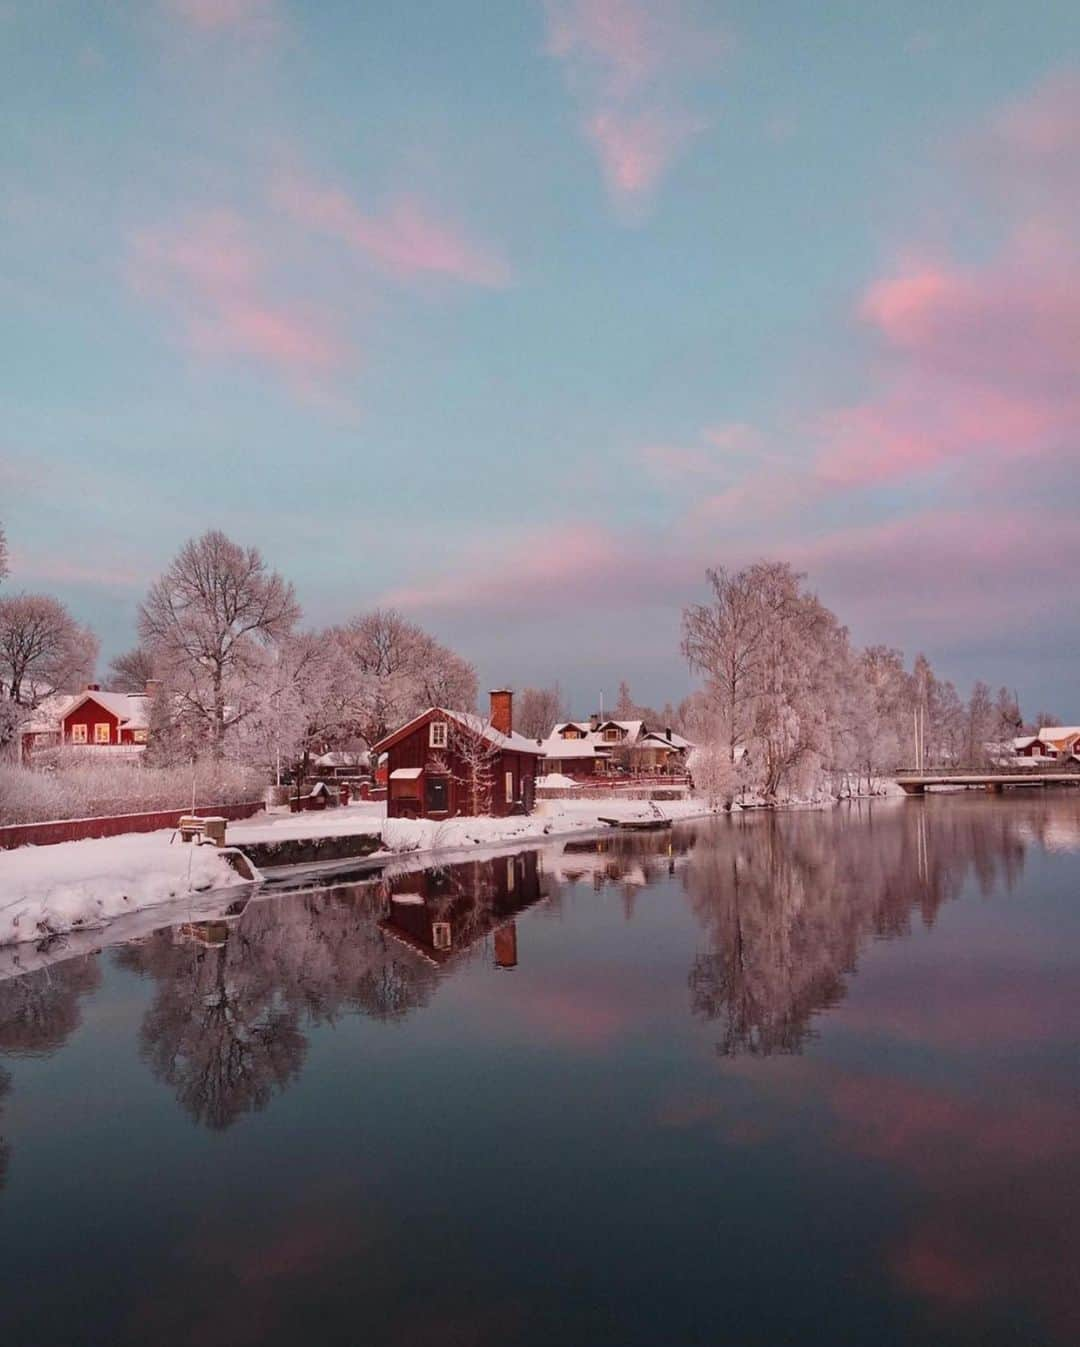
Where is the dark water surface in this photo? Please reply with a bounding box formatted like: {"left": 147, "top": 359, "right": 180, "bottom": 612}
{"left": 2, "top": 795, "right": 1079, "bottom": 1346}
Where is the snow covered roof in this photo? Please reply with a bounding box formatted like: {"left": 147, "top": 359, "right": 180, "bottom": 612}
{"left": 19, "top": 692, "right": 77, "bottom": 734}
{"left": 1037, "top": 726, "right": 1080, "bottom": 743}
{"left": 390, "top": 767, "right": 423, "bottom": 780}
{"left": 538, "top": 736, "right": 612, "bottom": 759}
{"left": 61, "top": 688, "right": 151, "bottom": 730}
{"left": 1012, "top": 736, "right": 1039, "bottom": 749}
{"left": 640, "top": 730, "right": 692, "bottom": 751}
{"left": 314, "top": 751, "right": 369, "bottom": 768}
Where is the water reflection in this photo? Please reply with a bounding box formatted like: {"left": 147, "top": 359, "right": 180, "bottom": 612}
{"left": 682, "top": 804, "right": 1029, "bottom": 1056}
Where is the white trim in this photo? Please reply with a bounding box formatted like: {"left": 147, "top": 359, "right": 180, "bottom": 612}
{"left": 429, "top": 720, "right": 448, "bottom": 748}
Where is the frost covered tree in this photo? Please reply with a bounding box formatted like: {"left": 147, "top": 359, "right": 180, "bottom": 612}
{"left": 138, "top": 530, "right": 300, "bottom": 757}
{"left": 0, "top": 522, "right": 8, "bottom": 587}
{"left": 108, "top": 645, "right": 158, "bottom": 692}
{"left": 682, "top": 562, "right": 853, "bottom": 798}
{"left": 681, "top": 565, "right": 775, "bottom": 766}
{"left": 448, "top": 717, "right": 501, "bottom": 816}
{"left": 0, "top": 594, "right": 98, "bottom": 705}
{"left": 333, "top": 609, "right": 477, "bottom": 746}
{"left": 686, "top": 739, "right": 739, "bottom": 808}
{"left": 516, "top": 684, "right": 566, "bottom": 739}
{"left": 964, "top": 680, "right": 996, "bottom": 767}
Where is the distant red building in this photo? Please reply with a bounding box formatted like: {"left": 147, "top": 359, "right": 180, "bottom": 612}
{"left": 20, "top": 683, "right": 155, "bottom": 761}
{"left": 371, "top": 690, "right": 544, "bottom": 820}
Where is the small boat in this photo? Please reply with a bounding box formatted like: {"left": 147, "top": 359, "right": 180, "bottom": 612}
{"left": 598, "top": 816, "right": 673, "bottom": 832}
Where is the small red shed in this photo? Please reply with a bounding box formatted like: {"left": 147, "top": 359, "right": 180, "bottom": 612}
{"left": 371, "top": 690, "right": 544, "bottom": 820}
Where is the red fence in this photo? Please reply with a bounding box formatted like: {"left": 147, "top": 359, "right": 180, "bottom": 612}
{"left": 0, "top": 801, "right": 264, "bottom": 851}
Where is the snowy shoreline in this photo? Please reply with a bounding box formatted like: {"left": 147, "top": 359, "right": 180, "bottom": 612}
{"left": 0, "top": 797, "right": 715, "bottom": 949}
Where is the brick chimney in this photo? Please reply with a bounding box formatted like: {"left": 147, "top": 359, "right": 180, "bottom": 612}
{"left": 489, "top": 689, "right": 513, "bottom": 737}
{"left": 85, "top": 682, "right": 101, "bottom": 692}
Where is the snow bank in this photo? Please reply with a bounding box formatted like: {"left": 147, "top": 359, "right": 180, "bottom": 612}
{"left": 231, "top": 797, "right": 711, "bottom": 858}
{"left": 0, "top": 832, "right": 246, "bottom": 946}
{"left": 537, "top": 773, "right": 579, "bottom": 789}
{"left": 0, "top": 798, "right": 715, "bottom": 949}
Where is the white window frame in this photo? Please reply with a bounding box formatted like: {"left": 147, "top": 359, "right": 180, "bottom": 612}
{"left": 133, "top": 729, "right": 148, "bottom": 744}
{"left": 429, "top": 720, "right": 448, "bottom": 749}
{"left": 70, "top": 723, "right": 88, "bottom": 744}
{"left": 432, "top": 921, "right": 452, "bottom": 951}
{"left": 505, "top": 771, "right": 514, "bottom": 804}
{"left": 94, "top": 723, "right": 111, "bottom": 744}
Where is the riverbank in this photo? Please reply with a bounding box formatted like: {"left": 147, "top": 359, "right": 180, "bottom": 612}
{"left": 0, "top": 797, "right": 715, "bottom": 947}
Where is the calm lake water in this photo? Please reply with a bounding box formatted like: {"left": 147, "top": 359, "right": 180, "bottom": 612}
{"left": 2, "top": 795, "right": 1079, "bottom": 1346}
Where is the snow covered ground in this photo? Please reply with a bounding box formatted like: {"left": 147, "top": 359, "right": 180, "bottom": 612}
{"left": 229, "top": 797, "right": 710, "bottom": 854}
{"left": 0, "top": 797, "right": 714, "bottom": 948}
{"left": 0, "top": 831, "right": 245, "bottom": 947}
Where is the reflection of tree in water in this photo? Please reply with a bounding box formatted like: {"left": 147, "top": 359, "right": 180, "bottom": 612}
{"left": 686, "top": 800, "right": 1032, "bottom": 1057}
{"left": 0, "top": 954, "right": 101, "bottom": 1057}
{"left": 0, "top": 1066, "right": 10, "bottom": 1191}
{"left": 118, "top": 885, "right": 438, "bottom": 1129}
{"left": 0, "top": 953, "right": 102, "bottom": 1193}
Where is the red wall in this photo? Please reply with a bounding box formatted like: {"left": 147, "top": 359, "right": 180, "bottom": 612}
{"left": 0, "top": 801, "right": 263, "bottom": 851}
{"left": 63, "top": 698, "right": 120, "bottom": 745}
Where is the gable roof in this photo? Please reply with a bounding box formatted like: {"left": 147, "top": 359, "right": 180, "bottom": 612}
{"left": 371, "top": 707, "right": 544, "bottom": 757}
{"left": 61, "top": 689, "right": 150, "bottom": 730}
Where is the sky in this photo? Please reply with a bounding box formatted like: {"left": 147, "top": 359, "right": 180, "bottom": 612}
{"left": 2, "top": 1, "right": 1078, "bottom": 716}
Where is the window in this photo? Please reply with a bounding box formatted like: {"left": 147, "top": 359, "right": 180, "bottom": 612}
{"left": 505, "top": 771, "right": 514, "bottom": 804}
{"left": 432, "top": 921, "right": 452, "bottom": 951}
{"left": 604, "top": 727, "right": 619, "bottom": 742}
{"left": 429, "top": 720, "right": 448, "bottom": 749}
{"left": 94, "top": 723, "right": 111, "bottom": 744}
{"left": 70, "top": 723, "right": 88, "bottom": 744}
{"left": 133, "top": 729, "right": 148, "bottom": 744}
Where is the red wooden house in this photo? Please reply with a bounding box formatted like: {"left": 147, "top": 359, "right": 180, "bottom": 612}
{"left": 20, "top": 683, "right": 155, "bottom": 761}
{"left": 371, "top": 690, "right": 544, "bottom": 820}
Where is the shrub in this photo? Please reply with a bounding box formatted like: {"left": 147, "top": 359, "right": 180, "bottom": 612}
{"left": 0, "top": 757, "right": 266, "bottom": 825}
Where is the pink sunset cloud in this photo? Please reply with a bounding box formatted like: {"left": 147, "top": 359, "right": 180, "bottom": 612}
{"left": 168, "top": 0, "right": 273, "bottom": 31}
{"left": 275, "top": 175, "right": 510, "bottom": 288}
{"left": 815, "top": 72, "right": 1080, "bottom": 487}
{"left": 544, "top": 0, "right": 728, "bottom": 208}
{"left": 130, "top": 210, "right": 345, "bottom": 384}
{"left": 383, "top": 522, "right": 693, "bottom": 617}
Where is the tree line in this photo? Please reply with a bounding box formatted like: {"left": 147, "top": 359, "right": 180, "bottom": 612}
{"left": 680, "top": 561, "right": 1049, "bottom": 801}
{"left": 0, "top": 520, "right": 1057, "bottom": 785}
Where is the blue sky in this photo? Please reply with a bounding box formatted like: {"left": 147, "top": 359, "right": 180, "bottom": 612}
{"left": 2, "top": 1, "right": 1078, "bottom": 714}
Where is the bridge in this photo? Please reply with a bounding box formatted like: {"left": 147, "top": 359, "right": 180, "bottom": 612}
{"left": 896, "top": 770, "right": 1080, "bottom": 795}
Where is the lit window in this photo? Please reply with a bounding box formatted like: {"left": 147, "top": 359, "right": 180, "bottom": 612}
{"left": 133, "top": 729, "right": 148, "bottom": 744}
{"left": 95, "top": 723, "right": 111, "bottom": 744}
{"left": 70, "top": 723, "right": 88, "bottom": 744}
{"left": 429, "top": 721, "right": 448, "bottom": 748}
{"left": 604, "top": 728, "right": 619, "bottom": 741}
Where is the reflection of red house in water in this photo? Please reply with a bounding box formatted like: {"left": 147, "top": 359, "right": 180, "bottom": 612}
{"left": 379, "top": 851, "right": 546, "bottom": 967}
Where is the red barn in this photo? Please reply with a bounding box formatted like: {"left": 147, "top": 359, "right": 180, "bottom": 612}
{"left": 372, "top": 690, "right": 544, "bottom": 820}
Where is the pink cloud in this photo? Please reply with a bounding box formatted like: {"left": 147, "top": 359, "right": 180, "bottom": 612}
{"left": 544, "top": 0, "right": 727, "bottom": 207}
{"left": 275, "top": 175, "right": 510, "bottom": 287}
{"left": 383, "top": 522, "right": 693, "bottom": 617}
{"left": 814, "top": 72, "right": 1080, "bottom": 487}
{"left": 168, "top": 0, "right": 273, "bottom": 31}
{"left": 130, "top": 211, "right": 345, "bottom": 384}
